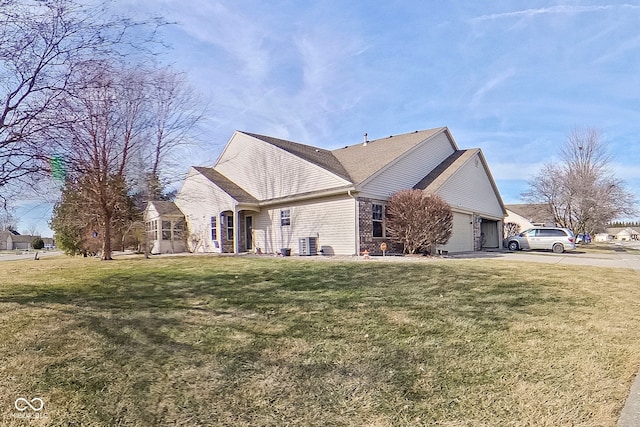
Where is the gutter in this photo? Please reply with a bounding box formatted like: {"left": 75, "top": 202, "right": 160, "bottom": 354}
{"left": 348, "top": 190, "right": 359, "bottom": 255}
{"left": 258, "top": 185, "right": 356, "bottom": 208}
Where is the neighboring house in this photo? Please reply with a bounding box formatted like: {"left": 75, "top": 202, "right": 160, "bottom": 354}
{"left": 0, "top": 230, "right": 11, "bottom": 250}
{"left": 144, "top": 201, "right": 187, "bottom": 254}
{"left": 504, "top": 204, "right": 556, "bottom": 234}
{"left": 614, "top": 227, "right": 640, "bottom": 241}
{"left": 0, "top": 231, "right": 55, "bottom": 250}
{"left": 151, "top": 127, "right": 506, "bottom": 256}
{"left": 594, "top": 233, "right": 613, "bottom": 242}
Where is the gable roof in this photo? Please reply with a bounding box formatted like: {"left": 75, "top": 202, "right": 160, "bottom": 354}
{"left": 505, "top": 204, "right": 554, "bottom": 223}
{"left": 413, "top": 149, "right": 470, "bottom": 191}
{"left": 10, "top": 235, "right": 37, "bottom": 243}
{"left": 193, "top": 166, "right": 259, "bottom": 204}
{"left": 149, "top": 201, "right": 184, "bottom": 217}
{"left": 240, "top": 132, "right": 352, "bottom": 182}
{"left": 414, "top": 148, "right": 507, "bottom": 215}
{"left": 616, "top": 227, "right": 640, "bottom": 236}
{"left": 331, "top": 127, "right": 447, "bottom": 185}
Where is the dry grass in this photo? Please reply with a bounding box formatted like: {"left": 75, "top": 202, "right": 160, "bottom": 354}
{"left": 0, "top": 255, "right": 639, "bottom": 426}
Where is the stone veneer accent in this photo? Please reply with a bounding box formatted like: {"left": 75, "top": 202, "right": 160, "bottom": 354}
{"left": 221, "top": 212, "right": 234, "bottom": 253}
{"left": 357, "top": 197, "right": 403, "bottom": 255}
{"left": 473, "top": 213, "right": 482, "bottom": 251}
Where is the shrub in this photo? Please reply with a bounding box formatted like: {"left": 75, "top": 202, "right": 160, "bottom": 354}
{"left": 386, "top": 190, "right": 453, "bottom": 254}
{"left": 32, "top": 237, "right": 45, "bottom": 250}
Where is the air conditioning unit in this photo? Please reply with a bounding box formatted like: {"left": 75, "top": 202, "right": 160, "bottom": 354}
{"left": 298, "top": 237, "right": 318, "bottom": 256}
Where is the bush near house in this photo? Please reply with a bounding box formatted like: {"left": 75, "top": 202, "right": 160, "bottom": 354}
{"left": 31, "top": 237, "right": 44, "bottom": 250}
{"left": 386, "top": 189, "right": 453, "bottom": 254}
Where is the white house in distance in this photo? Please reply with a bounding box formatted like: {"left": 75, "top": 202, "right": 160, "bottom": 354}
{"left": 504, "top": 204, "right": 557, "bottom": 235}
{"left": 145, "top": 127, "right": 506, "bottom": 255}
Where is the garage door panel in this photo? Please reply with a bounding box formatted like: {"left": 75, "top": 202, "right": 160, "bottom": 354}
{"left": 439, "top": 212, "right": 473, "bottom": 253}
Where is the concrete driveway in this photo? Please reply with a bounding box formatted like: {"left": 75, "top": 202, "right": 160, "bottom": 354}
{"left": 450, "top": 249, "right": 640, "bottom": 271}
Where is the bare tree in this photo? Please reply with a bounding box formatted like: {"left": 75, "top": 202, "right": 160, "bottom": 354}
{"left": 0, "top": 0, "right": 163, "bottom": 204}
{"left": 48, "top": 61, "right": 201, "bottom": 260}
{"left": 386, "top": 190, "right": 453, "bottom": 254}
{"left": 25, "top": 224, "right": 40, "bottom": 237}
{"left": 147, "top": 68, "right": 203, "bottom": 181}
{"left": 504, "top": 222, "right": 521, "bottom": 237}
{"left": 523, "top": 128, "right": 636, "bottom": 236}
{"left": 0, "top": 206, "right": 17, "bottom": 231}
{"left": 48, "top": 63, "right": 148, "bottom": 259}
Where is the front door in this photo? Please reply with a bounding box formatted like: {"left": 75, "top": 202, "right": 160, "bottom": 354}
{"left": 245, "top": 216, "right": 253, "bottom": 252}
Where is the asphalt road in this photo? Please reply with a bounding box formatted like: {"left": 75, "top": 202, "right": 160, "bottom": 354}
{"left": 0, "top": 250, "right": 62, "bottom": 262}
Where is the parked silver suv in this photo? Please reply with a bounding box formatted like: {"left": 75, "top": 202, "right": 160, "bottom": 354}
{"left": 505, "top": 227, "right": 576, "bottom": 253}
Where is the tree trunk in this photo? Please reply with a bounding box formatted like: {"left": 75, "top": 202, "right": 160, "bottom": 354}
{"left": 102, "top": 217, "right": 113, "bottom": 260}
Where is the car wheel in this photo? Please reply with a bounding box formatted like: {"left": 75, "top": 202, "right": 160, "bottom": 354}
{"left": 508, "top": 241, "right": 519, "bottom": 251}
{"left": 552, "top": 243, "right": 564, "bottom": 254}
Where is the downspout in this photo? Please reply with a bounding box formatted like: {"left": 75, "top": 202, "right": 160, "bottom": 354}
{"left": 233, "top": 205, "right": 240, "bottom": 254}
{"left": 219, "top": 212, "right": 224, "bottom": 253}
{"left": 348, "top": 190, "right": 359, "bottom": 256}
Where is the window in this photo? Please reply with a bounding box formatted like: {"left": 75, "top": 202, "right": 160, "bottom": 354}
{"left": 372, "top": 204, "right": 384, "bottom": 238}
{"left": 280, "top": 209, "right": 291, "bottom": 227}
{"left": 173, "top": 220, "right": 185, "bottom": 241}
{"left": 211, "top": 216, "right": 217, "bottom": 241}
{"left": 539, "top": 229, "right": 567, "bottom": 237}
{"left": 146, "top": 220, "right": 158, "bottom": 240}
{"left": 162, "top": 220, "right": 172, "bottom": 240}
{"left": 226, "top": 215, "right": 234, "bottom": 240}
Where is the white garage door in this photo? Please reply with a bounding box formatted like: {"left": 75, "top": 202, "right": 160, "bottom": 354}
{"left": 439, "top": 212, "right": 473, "bottom": 253}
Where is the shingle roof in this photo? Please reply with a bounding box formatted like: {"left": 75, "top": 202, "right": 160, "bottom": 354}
{"left": 331, "top": 128, "right": 446, "bottom": 185}
{"left": 9, "top": 235, "right": 37, "bottom": 243}
{"left": 240, "top": 132, "right": 352, "bottom": 182}
{"left": 413, "top": 149, "right": 474, "bottom": 192}
{"left": 505, "top": 204, "right": 554, "bottom": 222}
{"left": 149, "top": 200, "right": 184, "bottom": 216}
{"left": 193, "top": 166, "right": 259, "bottom": 204}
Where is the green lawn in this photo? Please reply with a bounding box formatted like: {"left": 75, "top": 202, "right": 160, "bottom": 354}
{"left": 1, "top": 255, "right": 639, "bottom": 426}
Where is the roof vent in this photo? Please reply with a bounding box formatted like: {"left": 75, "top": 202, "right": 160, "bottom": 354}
{"left": 363, "top": 132, "right": 368, "bottom": 146}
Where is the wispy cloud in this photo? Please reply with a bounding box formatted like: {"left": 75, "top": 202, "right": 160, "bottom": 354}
{"left": 471, "top": 4, "right": 640, "bottom": 22}
{"left": 470, "top": 68, "right": 517, "bottom": 107}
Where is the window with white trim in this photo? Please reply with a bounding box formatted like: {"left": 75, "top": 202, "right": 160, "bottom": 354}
{"left": 173, "top": 219, "right": 185, "bottom": 240}
{"left": 162, "top": 220, "right": 172, "bottom": 240}
{"left": 280, "top": 209, "right": 291, "bottom": 227}
{"left": 226, "top": 215, "right": 234, "bottom": 240}
{"left": 372, "top": 204, "right": 384, "bottom": 238}
{"left": 211, "top": 216, "right": 217, "bottom": 241}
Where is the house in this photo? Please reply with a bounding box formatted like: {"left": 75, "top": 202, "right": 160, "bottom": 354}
{"left": 0, "top": 230, "right": 55, "bottom": 250}
{"left": 614, "top": 227, "right": 640, "bottom": 241}
{"left": 594, "top": 232, "right": 613, "bottom": 242}
{"left": 147, "top": 127, "right": 506, "bottom": 256}
{"left": 504, "top": 204, "right": 556, "bottom": 234}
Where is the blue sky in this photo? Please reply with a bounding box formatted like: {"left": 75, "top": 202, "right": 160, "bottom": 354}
{"left": 16, "top": 0, "right": 640, "bottom": 235}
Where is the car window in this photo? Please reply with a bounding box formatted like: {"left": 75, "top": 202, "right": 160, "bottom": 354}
{"left": 524, "top": 229, "right": 537, "bottom": 237}
{"left": 537, "top": 229, "right": 567, "bottom": 237}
